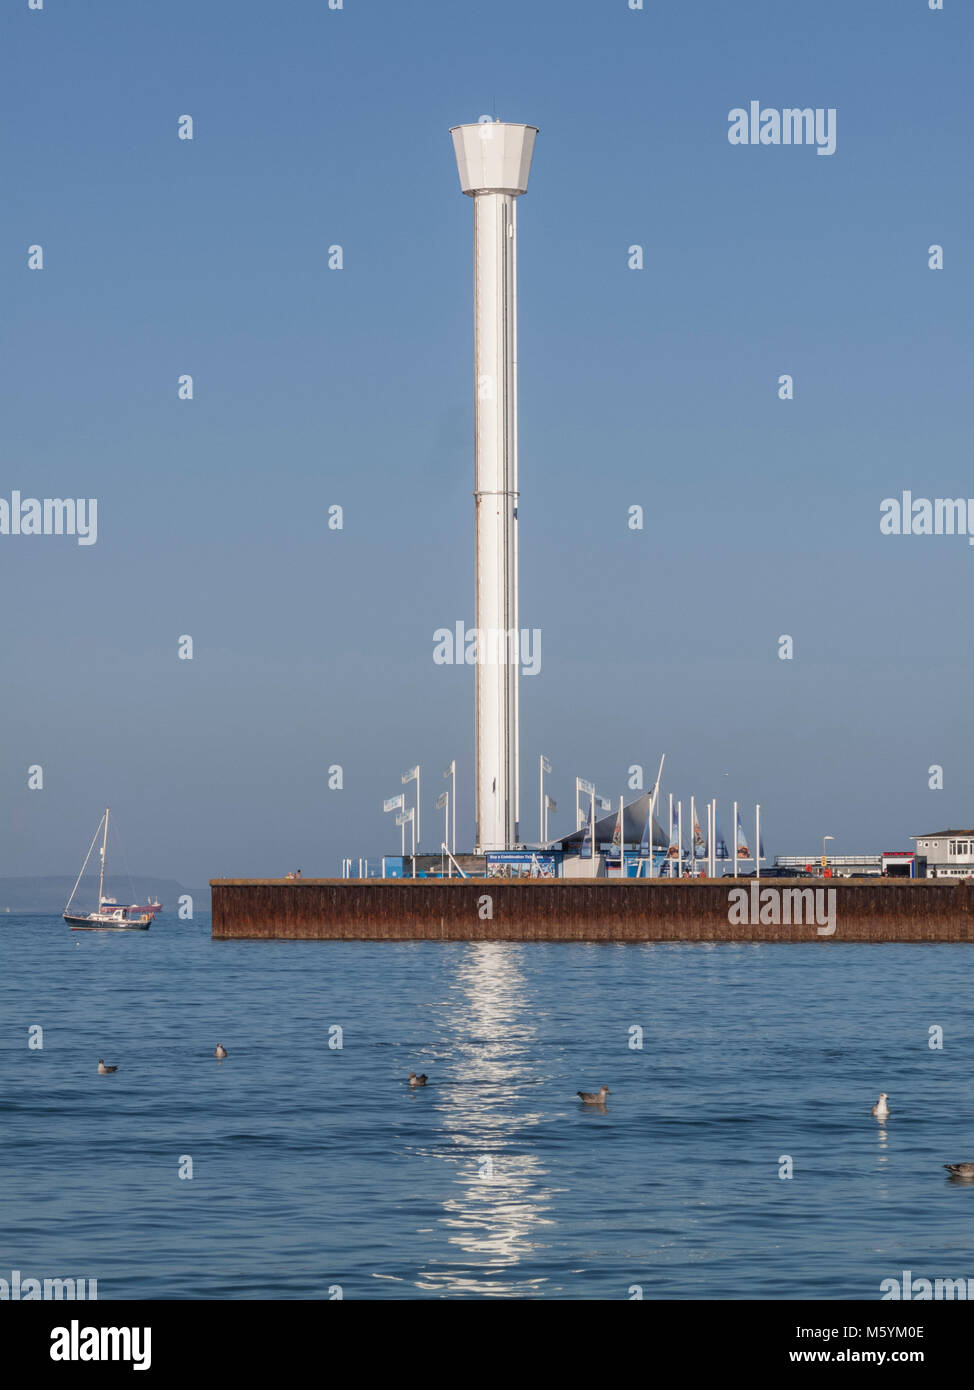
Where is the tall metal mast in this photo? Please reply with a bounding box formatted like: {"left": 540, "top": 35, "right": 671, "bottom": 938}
{"left": 97, "top": 807, "right": 110, "bottom": 909}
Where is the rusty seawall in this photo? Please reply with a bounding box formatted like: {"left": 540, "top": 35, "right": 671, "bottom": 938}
{"left": 210, "top": 878, "right": 974, "bottom": 943}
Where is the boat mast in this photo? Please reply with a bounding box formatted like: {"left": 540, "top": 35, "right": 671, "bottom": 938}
{"left": 97, "top": 808, "right": 110, "bottom": 909}
{"left": 64, "top": 814, "right": 104, "bottom": 912}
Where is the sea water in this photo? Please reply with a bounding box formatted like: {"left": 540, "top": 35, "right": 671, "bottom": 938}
{"left": 2, "top": 916, "right": 973, "bottom": 1300}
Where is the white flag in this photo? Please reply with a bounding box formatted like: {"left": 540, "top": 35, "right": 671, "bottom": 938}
{"left": 402, "top": 766, "right": 419, "bottom": 784}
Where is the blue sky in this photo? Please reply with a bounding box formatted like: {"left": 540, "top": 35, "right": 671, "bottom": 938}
{"left": 2, "top": 0, "right": 971, "bottom": 882}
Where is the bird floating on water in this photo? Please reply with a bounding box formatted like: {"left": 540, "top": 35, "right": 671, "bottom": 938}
{"left": 578, "top": 1085, "right": 611, "bottom": 1104}
{"left": 214, "top": 1043, "right": 227, "bottom": 1059}
{"left": 871, "top": 1092, "right": 890, "bottom": 1118}
{"left": 97, "top": 1059, "right": 118, "bottom": 1074}
{"left": 408, "top": 1072, "right": 428, "bottom": 1087}
{"left": 944, "top": 1163, "right": 974, "bottom": 1179}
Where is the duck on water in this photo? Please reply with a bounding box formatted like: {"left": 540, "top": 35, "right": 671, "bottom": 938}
{"left": 578, "top": 1085, "right": 611, "bottom": 1105}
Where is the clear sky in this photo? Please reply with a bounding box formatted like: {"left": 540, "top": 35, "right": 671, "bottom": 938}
{"left": 2, "top": 0, "right": 971, "bottom": 883}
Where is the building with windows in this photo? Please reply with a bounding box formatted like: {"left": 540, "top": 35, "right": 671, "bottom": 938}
{"left": 774, "top": 854, "right": 882, "bottom": 877}
{"left": 911, "top": 830, "right": 974, "bottom": 879}
{"left": 773, "top": 852, "right": 927, "bottom": 878}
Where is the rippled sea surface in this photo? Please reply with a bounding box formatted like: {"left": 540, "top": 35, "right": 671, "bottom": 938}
{"left": 2, "top": 916, "right": 974, "bottom": 1299}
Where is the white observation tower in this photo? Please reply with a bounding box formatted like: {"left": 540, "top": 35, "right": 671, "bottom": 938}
{"left": 451, "top": 120, "right": 537, "bottom": 853}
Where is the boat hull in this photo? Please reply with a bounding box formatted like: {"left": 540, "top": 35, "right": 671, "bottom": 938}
{"left": 64, "top": 912, "right": 150, "bottom": 931}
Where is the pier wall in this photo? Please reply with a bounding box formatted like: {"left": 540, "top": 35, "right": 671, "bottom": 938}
{"left": 210, "top": 878, "right": 974, "bottom": 943}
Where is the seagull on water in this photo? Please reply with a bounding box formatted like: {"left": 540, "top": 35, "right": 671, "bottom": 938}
{"left": 578, "top": 1085, "right": 611, "bottom": 1104}
{"left": 408, "top": 1072, "right": 428, "bottom": 1087}
{"left": 214, "top": 1043, "right": 227, "bottom": 1059}
{"left": 871, "top": 1092, "right": 890, "bottom": 1118}
{"left": 97, "top": 1059, "right": 118, "bottom": 1074}
{"left": 944, "top": 1163, "right": 974, "bottom": 1179}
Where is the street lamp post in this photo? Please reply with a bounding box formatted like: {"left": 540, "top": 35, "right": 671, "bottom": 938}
{"left": 823, "top": 835, "right": 834, "bottom": 876}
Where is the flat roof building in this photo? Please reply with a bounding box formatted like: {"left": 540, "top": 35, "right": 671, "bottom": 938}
{"left": 774, "top": 854, "right": 882, "bottom": 877}
{"left": 774, "top": 852, "right": 926, "bottom": 878}
{"left": 911, "top": 830, "right": 974, "bottom": 879}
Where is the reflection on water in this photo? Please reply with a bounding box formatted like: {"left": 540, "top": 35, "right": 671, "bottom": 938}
{"left": 6, "top": 926, "right": 974, "bottom": 1299}
{"left": 417, "top": 944, "right": 554, "bottom": 1296}
{"left": 874, "top": 1118, "right": 890, "bottom": 1201}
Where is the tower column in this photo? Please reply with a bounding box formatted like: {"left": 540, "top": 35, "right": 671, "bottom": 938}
{"left": 452, "top": 121, "right": 537, "bottom": 853}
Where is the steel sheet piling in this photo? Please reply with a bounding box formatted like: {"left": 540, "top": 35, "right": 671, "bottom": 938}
{"left": 210, "top": 879, "right": 974, "bottom": 942}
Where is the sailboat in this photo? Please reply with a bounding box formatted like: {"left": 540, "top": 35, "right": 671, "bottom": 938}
{"left": 63, "top": 809, "right": 152, "bottom": 931}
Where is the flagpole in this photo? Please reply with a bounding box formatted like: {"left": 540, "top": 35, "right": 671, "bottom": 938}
{"left": 647, "top": 773, "right": 658, "bottom": 881}
{"left": 540, "top": 756, "right": 544, "bottom": 846}
{"left": 667, "top": 793, "right": 673, "bottom": 877}
{"left": 733, "top": 800, "right": 738, "bottom": 878}
{"left": 756, "top": 804, "right": 761, "bottom": 881}
{"left": 648, "top": 754, "right": 664, "bottom": 881}
{"left": 678, "top": 800, "right": 683, "bottom": 877}
{"left": 706, "top": 801, "right": 712, "bottom": 877}
{"left": 706, "top": 801, "right": 711, "bottom": 877}
{"left": 710, "top": 801, "right": 715, "bottom": 877}
{"left": 648, "top": 789, "right": 654, "bottom": 878}
{"left": 590, "top": 789, "right": 596, "bottom": 876}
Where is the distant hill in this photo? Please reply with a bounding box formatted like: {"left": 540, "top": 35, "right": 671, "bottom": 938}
{"left": 0, "top": 877, "right": 209, "bottom": 915}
